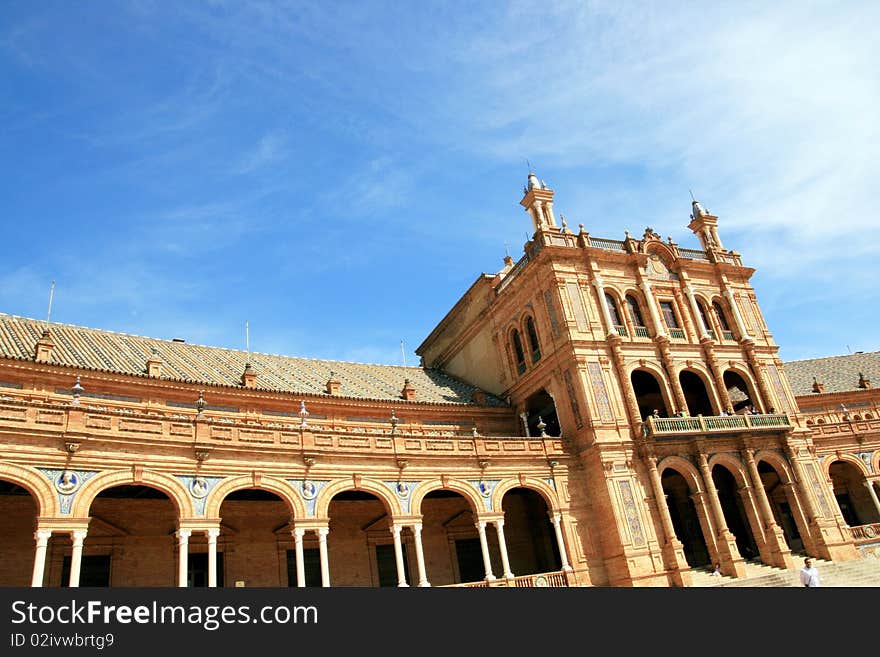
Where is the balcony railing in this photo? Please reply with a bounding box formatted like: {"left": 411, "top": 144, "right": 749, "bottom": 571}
{"left": 614, "top": 324, "right": 628, "bottom": 337}
{"left": 634, "top": 326, "right": 650, "bottom": 338}
{"left": 668, "top": 328, "right": 686, "bottom": 340}
{"left": 847, "top": 523, "right": 880, "bottom": 544}
{"left": 722, "top": 330, "right": 735, "bottom": 341}
{"left": 645, "top": 413, "right": 791, "bottom": 437}
{"left": 440, "top": 570, "right": 572, "bottom": 588}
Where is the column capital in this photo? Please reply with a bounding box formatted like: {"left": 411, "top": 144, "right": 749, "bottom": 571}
{"left": 71, "top": 529, "right": 87, "bottom": 543}
{"left": 411, "top": 522, "right": 423, "bottom": 533}
{"left": 34, "top": 530, "right": 53, "bottom": 543}
{"left": 293, "top": 528, "right": 306, "bottom": 538}
{"left": 206, "top": 528, "right": 221, "bottom": 540}
{"left": 176, "top": 529, "right": 192, "bottom": 540}
{"left": 476, "top": 520, "right": 487, "bottom": 530}
{"left": 493, "top": 517, "right": 505, "bottom": 528}
{"left": 317, "top": 527, "right": 329, "bottom": 538}
{"left": 390, "top": 524, "right": 403, "bottom": 536}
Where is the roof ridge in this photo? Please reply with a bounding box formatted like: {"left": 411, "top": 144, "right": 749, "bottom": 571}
{"left": 784, "top": 351, "right": 880, "bottom": 365}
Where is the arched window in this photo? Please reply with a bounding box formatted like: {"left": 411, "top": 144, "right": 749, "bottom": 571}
{"left": 697, "top": 301, "right": 714, "bottom": 338}
{"left": 525, "top": 316, "right": 541, "bottom": 363}
{"left": 511, "top": 330, "right": 526, "bottom": 375}
{"left": 713, "top": 301, "right": 732, "bottom": 336}
{"left": 625, "top": 295, "right": 647, "bottom": 337}
{"left": 605, "top": 293, "right": 624, "bottom": 334}
{"left": 659, "top": 301, "right": 679, "bottom": 328}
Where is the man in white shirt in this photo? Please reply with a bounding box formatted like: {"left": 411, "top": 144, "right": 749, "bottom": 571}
{"left": 800, "top": 557, "right": 820, "bottom": 587}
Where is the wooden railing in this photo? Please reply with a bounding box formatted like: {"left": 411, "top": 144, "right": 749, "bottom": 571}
{"left": 646, "top": 413, "right": 791, "bottom": 437}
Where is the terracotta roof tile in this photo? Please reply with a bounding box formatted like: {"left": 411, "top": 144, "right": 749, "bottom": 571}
{"left": 783, "top": 351, "right": 880, "bottom": 396}
{"left": 0, "top": 314, "right": 505, "bottom": 407}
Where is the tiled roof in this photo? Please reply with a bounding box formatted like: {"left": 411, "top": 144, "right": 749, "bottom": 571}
{"left": 783, "top": 351, "right": 880, "bottom": 396}
{"left": 0, "top": 314, "right": 505, "bottom": 406}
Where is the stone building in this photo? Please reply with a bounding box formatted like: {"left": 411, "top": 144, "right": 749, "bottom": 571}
{"left": 0, "top": 174, "right": 877, "bottom": 588}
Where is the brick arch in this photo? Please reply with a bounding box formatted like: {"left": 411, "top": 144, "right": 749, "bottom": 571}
{"left": 410, "top": 478, "right": 483, "bottom": 516}
{"left": 676, "top": 364, "right": 722, "bottom": 414}
{"left": 822, "top": 453, "right": 871, "bottom": 480}
{"left": 754, "top": 450, "right": 796, "bottom": 485}
{"left": 315, "top": 477, "right": 402, "bottom": 519}
{"left": 707, "top": 453, "right": 750, "bottom": 488}
{"left": 626, "top": 362, "right": 676, "bottom": 418}
{"left": 71, "top": 469, "right": 193, "bottom": 519}
{"left": 721, "top": 364, "right": 765, "bottom": 412}
{"left": 0, "top": 461, "right": 58, "bottom": 516}
{"left": 204, "top": 475, "right": 305, "bottom": 520}
{"left": 643, "top": 240, "right": 678, "bottom": 264}
{"left": 657, "top": 456, "right": 704, "bottom": 493}
{"left": 490, "top": 477, "right": 560, "bottom": 514}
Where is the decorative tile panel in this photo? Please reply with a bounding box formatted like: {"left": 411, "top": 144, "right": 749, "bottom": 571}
{"left": 587, "top": 363, "right": 614, "bottom": 423}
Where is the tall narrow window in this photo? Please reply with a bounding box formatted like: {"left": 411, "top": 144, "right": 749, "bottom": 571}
{"left": 713, "top": 301, "right": 731, "bottom": 332}
{"left": 605, "top": 293, "right": 623, "bottom": 326}
{"left": 697, "top": 301, "right": 713, "bottom": 336}
{"left": 512, "top": 330, "right": 526, "bottom": 374}
{"left": 625, "top": 295, "right": 646, "bottom": 334}
{"left": 659, "top": 301, "right": 679, "bottom": 329}
{"left": 525, "top": 316, "right": 541, "bottom": 363}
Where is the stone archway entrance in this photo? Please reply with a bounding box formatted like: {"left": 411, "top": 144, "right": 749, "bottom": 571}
{"left": 711, "top": 466, "right": 759, "bottom": 561}
{"left": 500, "top": 488, "right": 560, "bottom": 576}
{"left": 327, "top": 490, "right": 399, "bottom": 587}
{"left": 82, "top": 485, "right": 178, "bottom": 586}
{"left": 829, "top": 461, "right": 880, "bottom": 526}
{"left": 724, "top": 371, "right": 758, "bottom": 413}
{"left": 0, "top": 480, "right": 39, "bottom": 586}
{"left": 218, "top": 489, "right": 292, "bottom": 587}
{"left": 419, "top": 489, "right": 494, "bottom": 585}
{"left": 661, "top": 470, "right": 711, "bottom": 567}
{"left": 757, "top": 461, "right": 804, "bottom": 552}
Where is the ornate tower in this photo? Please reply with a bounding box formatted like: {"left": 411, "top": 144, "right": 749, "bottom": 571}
{"left": 520, "top": 172, "right": 558, "bottom": 232}
{"left": 688, "top": 199, "right": 724, "bottom": 251}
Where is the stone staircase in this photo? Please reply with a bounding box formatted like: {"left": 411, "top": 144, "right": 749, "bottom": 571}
{"left": 688, "top": 554, "right": 880, "bottom": 587}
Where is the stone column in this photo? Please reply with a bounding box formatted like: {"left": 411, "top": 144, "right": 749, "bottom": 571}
{"left": 412, "top": 523, "right": 430, "bottom": 587}
{"left": 639, "top": 277, "right": 666, "bottom": 338}
{"left": 696, "top": 452, "right": 746, "bottom": 577}
{"left": 317, "top": 527, "right": 330, "bottom": 587}
{"left": 691, "top": 491, "right": 720, "bottom": 562}
{"left": 494, "top": 519, "right": 515, "bottom": 579}
{"left": 723, "top": 288, "right": 750, "bottom": 341}
{"left": 390, "top": 524, "right": 409, "bottom": 587}
{"left": 293, "top": 528, "right": 306, "bottom": 587}
{"left": 519, "top": 412, "right": 530, "bottom": 437}
{"left": 657, "top": 337, "right": 688, "bottom": 415}
{"left": 550, "top": 513, "right": 573, "bottom": 571}
{"left": 31, "top": 530, "right": 52, "bottom": 587}
{"left": 592, "top": 276, "right": 615, "bottom": 336}
{"left": 66, "top": 529, "right": 87, "bottom": 588}
{"left": 864, "top": 480, "right": 880, "bottom": 519}
{"left": 781, "top": 481, "right": 818, "bottom": 555}
{"left": 207, "top": 528, "right": 220, "bottom": 588}
{"left": 476, "top": 521, "right": 496, "bottom": 581}
{"left": 177, "top": 529, "right": 191, "bottom": 588}
{"left": 701, "top": 341, "right": 733, "bottom": 412}
{"left": 685, "top": 286, "right": 709, "bottom": 339}
{"left": 743, "top": 449, "right": 793, "bottom": 568}
{"left": 644, "top": 458, "right": 691, "bottom": 586}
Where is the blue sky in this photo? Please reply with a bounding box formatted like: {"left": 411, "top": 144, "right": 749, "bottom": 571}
{"left": 2, "top": 1, "right": 878, "bottom": 366}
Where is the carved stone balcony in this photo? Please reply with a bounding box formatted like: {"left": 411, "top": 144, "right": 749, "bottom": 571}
{"left": 644, "top": 413, "right": 791, "bottom": 438}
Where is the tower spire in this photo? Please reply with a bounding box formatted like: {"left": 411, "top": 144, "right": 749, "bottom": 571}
{"left": 520, "top": 170, "right": 557, "bottom": 231}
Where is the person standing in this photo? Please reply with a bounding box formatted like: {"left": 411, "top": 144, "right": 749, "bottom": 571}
{"left": 800, "top": 558, "right": 820, "bottom": 587}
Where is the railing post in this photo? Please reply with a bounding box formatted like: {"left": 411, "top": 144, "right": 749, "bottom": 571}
{"left": 698, "top": 415, "right": 706, "bottom": 432}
